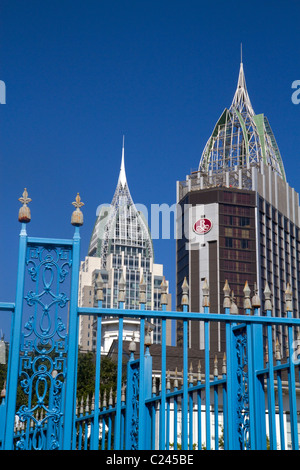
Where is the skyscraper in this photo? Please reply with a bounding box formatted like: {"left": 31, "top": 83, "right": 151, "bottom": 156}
{"left": 79, "top": 140, "right": 171, "bottom": 353}
{"left": 176, "top": 60, "right": 300, "bottom": 352}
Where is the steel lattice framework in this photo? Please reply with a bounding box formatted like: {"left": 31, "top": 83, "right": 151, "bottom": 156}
{"left": 199, "top": 62, "right": 286, "bottom": 182}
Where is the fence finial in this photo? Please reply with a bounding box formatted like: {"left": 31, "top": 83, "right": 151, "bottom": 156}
{"left": 174, "top": 368, "right": 178, "bottom": 389}
{"left": 95, "top": 273, "right": 104, "bottom": 302}
{"left": 214, "top": 355, "right": 218, "bottom": 378}
{"left": 18, "top": 188, "right": 31, "bottom": 223}
{"left": 197, "top": 360, "right": 201, "bottom": 383}
{"left": 118, "top": 271, "right": 126, "bottom": 302}
{"left": 275, "top": 337, "right": 281, "bottom": 361}
{"left": 202, "top": 278, "right": 210, "bottom": 308}
{"left": 251, "top": 282, "right": 261, "bottom": 308}
{"left": 145, "top": 325, "right": 152, "bottom": 347}
{"left": 160, "top": 276, "right": 168, "bottom": 305}
{"left": 139, "top": 273, "right": 146, "bottom": 304}
{"left": 223, "top": 280, "right": 231, "bottom": 309}
{"left": 222, "top": 353, "right": 227, "bottom": 376}
{"left": 285, "top": 283, "right": 293, "bottom": 312}
{"left": 264, "top": 281, "right": 272, "bottom": 311}
{"left": 181, "top": 277, "right": 189, "bottom": 306}
{"left": 129, "top": 334, "right": 136, "bottom": 355}
{"left": 230, "top": 291, "right": 238, "bottom": 315}
{"left": 243, "top": 281, "right": 252, "bottom": 310}
{"left": 71, "top": 192, "right": 84, "bottom": 226}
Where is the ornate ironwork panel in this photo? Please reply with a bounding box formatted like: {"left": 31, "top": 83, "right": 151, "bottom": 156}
{"left": 15, "top": 243, "right": 72, "bottom": 450}
{"left": 234, "top": 326, "right": 250, "bottom": 450}
{"left": 125, "top": 360, "right": 140, "bottom": 450}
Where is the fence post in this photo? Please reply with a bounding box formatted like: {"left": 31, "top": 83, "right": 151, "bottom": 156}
{"left": 91, "top": 276, "right": 104, "bottom": 450}
{"left": 62, "top": 194, "right": 83, "bottom": 450}
{"left": 143, "top": 328, "right": 153, "bottom": 449}
{"left": 285, "top": 283, "right": 299, "bottom": 450}
{"left": 181, "top": 277, "right": 189, "bottom": 450}
{"left": 4, "top": 190, "right": 31, "bottom": 449}
{"left": 224, "top": 281, "right": 237, "bottom": 450}
{"left": 250, "top": 285, "right": 266, "bottom": 450}
{"left": 125, "top": 338, "right": 139, "bottom": 449}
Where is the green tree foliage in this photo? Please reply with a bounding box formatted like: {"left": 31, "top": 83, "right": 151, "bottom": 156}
{"left": 76, "top": 352, "right": 118, "bottom": 404}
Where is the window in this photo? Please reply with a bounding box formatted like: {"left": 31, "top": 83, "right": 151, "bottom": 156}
{"left": 225, "top": 238, "right": 233, "bottom": 248}
{"left": 240, "top": 217, "right": 250, "bottom": 227}
{"left": 241, "top": 239, "right": 249, "bottom": 249}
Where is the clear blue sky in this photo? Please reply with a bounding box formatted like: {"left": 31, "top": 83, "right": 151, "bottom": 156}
{"left": 0, "top": 0, "right": 299, "bottom": 339}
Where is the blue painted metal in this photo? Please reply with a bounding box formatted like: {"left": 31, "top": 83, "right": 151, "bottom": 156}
{"left": 182, "top": 313, "right": 188, "bottom": 450}
{"left": 2, "top": 220, "right": 300, "bottom": 450}
{"left": 4, "top": 224, "right": 28, "bottom": 449}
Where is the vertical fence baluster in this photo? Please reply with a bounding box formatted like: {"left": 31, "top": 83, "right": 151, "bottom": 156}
{"left": 166, "top": 371, "right": 170, "bottom": 450}
{"left": 197, "top": 361, "right": 202, "bottom": 450}
{"left": 159, "top": 316, "right": 167, "bottom": 449}
{"left": 182, "top": 315, "right": 188, "bottom": 450}
{"left": 202, "top": 280, "right": 211, "bottom": 450}
{"left": 151, "top": 377, "right": 157, "bottom": 450}
{"left": 264, "top": 283, "right": 277, "bottom": 449}
{"left": 204, "top": 319, "right": 210, "bottom": 450}
{"left": 115, "top": 274, "right": 125, "bottom": 450}
{"left": 244, "top": 282, "right": 256, "bottom": 450}
{"left": 138, "top": 304, "right": 145, "bottom": 449}
{"left": 251, "top": 286, "right": 266, "bottom": 450}
{"left": 222, "top": 353, "right": 227, "bottom": 450}
{"left": 173, "top": 369, "right": 178, "bottom": 450}
{"left": 275, "top": 338, "right": 285, "bottom": 450}
{"left": 64, "top": 223, "right": 81, "bottom": 450}
{"left": 159, "top": 278, "right": 168, "bottom": 450}
{"left": 213, "top": 356, "right": 218, "bottom": 450}
{"left": 188, "top": 363, "right": 193, "bottom": 450}
{"left": 224, "top": 281, "right": 234, "bottom": 450}
{"left": 286, "top": 284, "right": 299, "bottom": 450}
{"left": 4, "top": 223, "right": 28, "bottom": 450}
{"left": 91, "top": 278, "right": 103, "bottom": 450}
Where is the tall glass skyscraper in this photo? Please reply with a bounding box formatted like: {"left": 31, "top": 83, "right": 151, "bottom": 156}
{"left": 79, "top": 141, "right": 171, "bottom": 353}
{"left": 176, "top": 60, "right": 300, "bottom": 353}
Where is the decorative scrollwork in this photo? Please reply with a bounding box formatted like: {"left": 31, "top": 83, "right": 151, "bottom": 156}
{"left": 235, "top": 329, "right": 250, "bottom": 450}
{"left": 15, "top": 243, "right": 72, "bottom": 450}
{"left": 128, "top": 363, "right": 139, "bottom": 450}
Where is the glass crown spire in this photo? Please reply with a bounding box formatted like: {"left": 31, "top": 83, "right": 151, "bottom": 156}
{"left": 199, "top": 60, "right": 286, "bottom": 182}
{"left": 88, "top": 139, "right": 154, "bottom": 265}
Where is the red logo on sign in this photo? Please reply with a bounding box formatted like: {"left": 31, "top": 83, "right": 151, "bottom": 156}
{"left": 193, "top": 218, "right": 212, "bottom": 235}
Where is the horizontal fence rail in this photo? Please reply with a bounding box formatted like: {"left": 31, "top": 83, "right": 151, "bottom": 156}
{"left": 1, "top": 202, "right": 300, "bottom": 451}
{"left": 74, "top": 288, "right": 300, "bottom": 451}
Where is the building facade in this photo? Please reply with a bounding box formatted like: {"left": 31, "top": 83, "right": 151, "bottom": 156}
{"left": 79, "top": 141, "right": 171, "bottom": 353}
{"left": 176, "top": 61, "right": 300, "bottom": 352}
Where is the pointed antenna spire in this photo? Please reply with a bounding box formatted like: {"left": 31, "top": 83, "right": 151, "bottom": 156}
{"left": 118, "top": 135, "right": 127, "bottom": 187}
{"left": 230, "top": 48, "right": 255, "bottom": 116}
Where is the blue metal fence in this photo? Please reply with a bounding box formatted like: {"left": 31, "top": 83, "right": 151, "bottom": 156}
{"left": 0, "top": 192, "right": 300, "bottom": 450}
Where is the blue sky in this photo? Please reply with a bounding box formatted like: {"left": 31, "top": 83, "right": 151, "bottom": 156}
{"left": 0, "top": 0, "right": 299, "bottom": 339}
